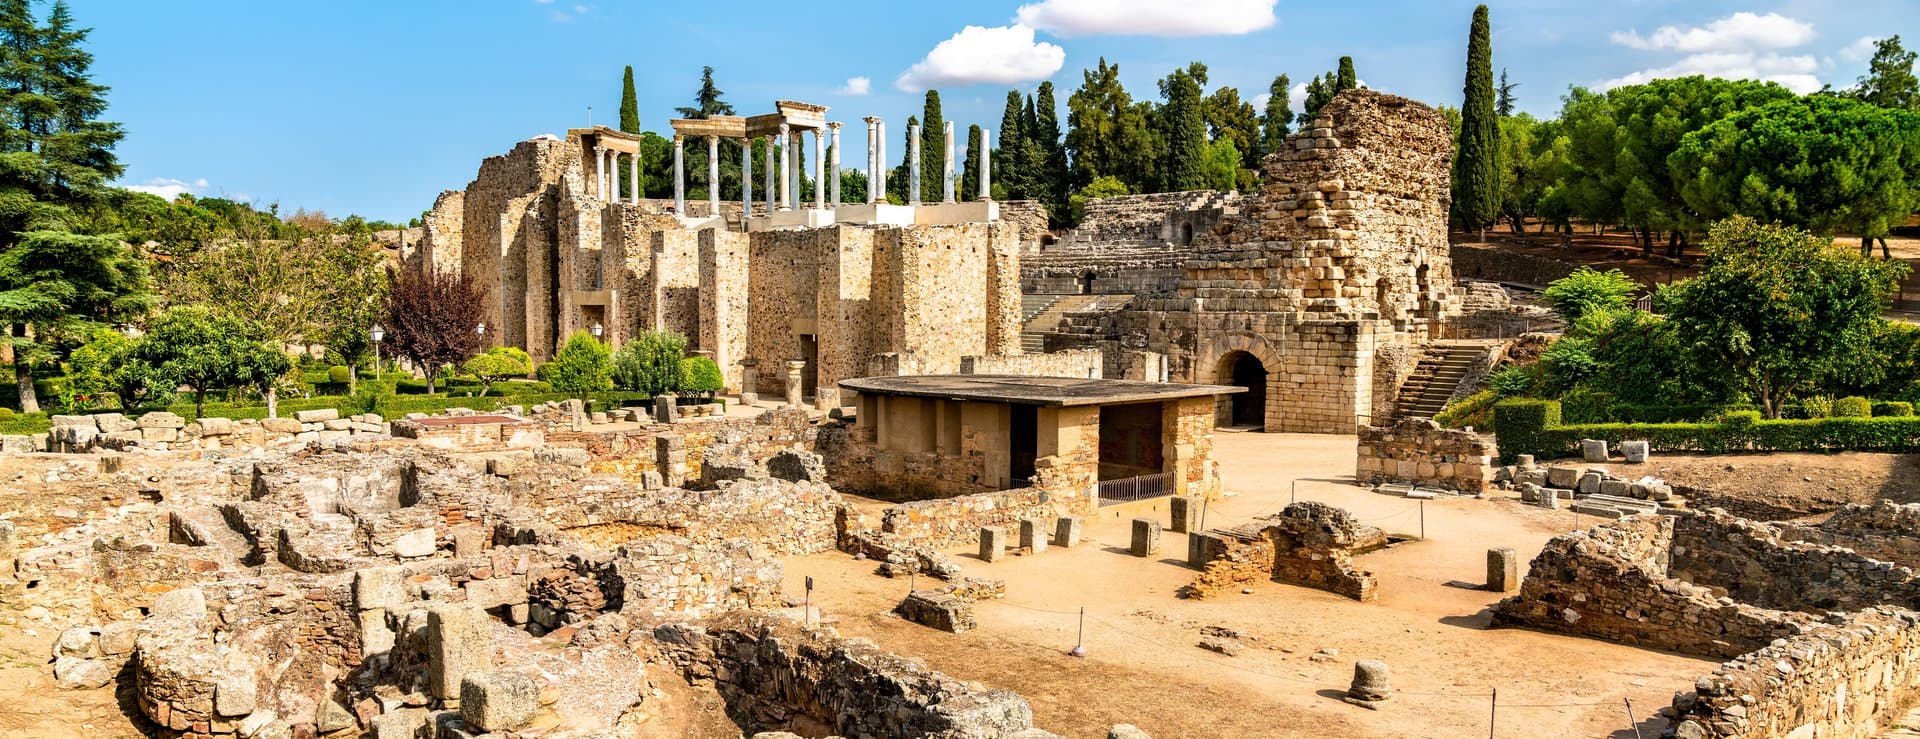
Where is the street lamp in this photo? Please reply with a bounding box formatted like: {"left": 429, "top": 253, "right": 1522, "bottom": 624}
{"left": 476, "top": 322, "right": 487, "bottom": 337}
{"left": 590, "top": 322, "right": 604, "bottom": 340}
{"left": 370, "top": 324, "right": 385, "bottom": 377}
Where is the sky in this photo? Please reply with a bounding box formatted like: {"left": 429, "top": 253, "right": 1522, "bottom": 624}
{"left": 70, "top": 0, "right": 1915, "bottom": 222}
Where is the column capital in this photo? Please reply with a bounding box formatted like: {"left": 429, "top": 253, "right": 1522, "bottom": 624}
{"left": 827, "top": 121, "right": 843, "bottom": 132}
{"left": 863, "top": 115, "right": 883, "bottom": 124}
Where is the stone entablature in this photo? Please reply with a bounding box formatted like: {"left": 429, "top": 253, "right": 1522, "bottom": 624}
{"left": 1355, "top": 417, "right": 1497, "bottom": 492}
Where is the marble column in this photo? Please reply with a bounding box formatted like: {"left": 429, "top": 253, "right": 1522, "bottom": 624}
{"left": 908, "top": 122, "right": 922, "bottom": 206}
{"left": 863, "top": 118, "right": 878, "bottom": 204}
{"left": 943, "top": 120, "right": 956, "bottom": 204}
{"left": 788, "top": 131, "right": 801, "bottom": 211}
{"left": 741, "top": 137, "right": 754, "bottom": 218}
{"left": 764, "top": 136, "right": 776, "bottom": 216}
{"left": 980, "top": 128, "right": 992, "bottom": 201}
{"left": 671, "top": 137, "right": 685, "bottom": 214}
{"left": 784, "top": 360, "right": 806, "bottom": 409}
{"left": 706, "top": 135, "right": 720, "bottom": 217}
{"left": 876, "top": 120, "right": 887, "bottom": 203}
{"left": 813, "top": 128, "right": 825, "bottom": 210}
{"left": 828, "top": 122, "right": 843, "bottom": 207}
{"left": 594, "top": 146, "right": 608, "bottom": 202}
{"left": 776, "top": 124, "right": 791, "bottom": 212}
{"left": 628, "top": 150, "right": 640, "bottom": 205}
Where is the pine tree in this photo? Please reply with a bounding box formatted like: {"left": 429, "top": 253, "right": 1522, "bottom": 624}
{"left": 919, "top": 90, "right": 944, "bottom": 203}
{"left": 1034, "top": 81, "right": 1067, "bottom": 213}
{"left": 1496, "top": 68, "right": 1518, "bottom": 117}
{"left": 1849, "top": 35, "right": 1920, "bottom": 110}
{"left": 962, "top": 124, "right": 982, "bottom": 201}
{"left": 995, "top": 91, "right": 1027, "bottom": 199}
{"left": 1159, "top": 63, "right": 1209, "bottom": 191}
{"left": 1260, "top": 74, "right": 1294, "bottom": 155}
{"left": 1303, "top": 73, "right": 1333, "bottom": 121}
{"left": 1020, "top": 95, "right": 1047, "bottom": 201}
{"left": 675, "top": 66, "right": 738, "bottom": 200}
{"left": 1454, "top": 5, "right": 1501, "bottom": 237}
{"left": 1336, "top": 56, "right": 1357, "bottom": 92}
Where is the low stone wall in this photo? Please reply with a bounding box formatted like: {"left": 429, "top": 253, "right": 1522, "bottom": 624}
{"left": 1780, "top": 501, "right": 1920, "bottom": 570}
{"left": 958, "top": 349, "right": 1103, "bottom": 379}
{"left": 1668, "top": 607, "right": 1920, "bottom": 739}
{"left": 1355, "top": 418, "right": 1497, "bottom": 492}
{"left": 46, "top": 409, "right": 390, "bottom": 454}
{"left": 654, "top": 612, "right": 1045, "bottom": 738}
{"left": 880, "top": 487, "right": 1068, "bottom": 550}
{"left": 1183, "top": 528, "right": 1275, "bottom": 599}
{"left": 1671, "top": 511, "right": 1920, "bottom": 613}
{"left": 1447, "top": 242, "right": 1582, "bottom": 287}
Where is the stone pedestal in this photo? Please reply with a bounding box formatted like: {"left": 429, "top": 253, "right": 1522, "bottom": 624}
{"left": 979, "top": 527, "right": 1007, "bottom": 562}
{"left": 653, "top": 395, "right": 676, "bottom": 424}
{"left": 739, "top": 358, "right": 759, "bottom": 404}
{"left": 1019, "top": 519, "right": 1048, "bottom": 554}
{"left": 784, "top": 360, "right": 806, "bottom": 409}
{"left": 1170, "top": 496, "right": 1199, "bottom": 533}
{"left": 1054, "top": 516, "right": 1082, "bottom": 548}
{"left": 1130, "top": 519, "right": 1160, "bottom": 557}
{"left": 1347, "top": 660, "right": 1392, "bottom": 702}
{"left": 1487, "top": 548, "right": 1519, "bottom": 592}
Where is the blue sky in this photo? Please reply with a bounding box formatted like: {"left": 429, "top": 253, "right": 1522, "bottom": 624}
{"left": 74, "top": 0, "right": 1912, "bottom": 221}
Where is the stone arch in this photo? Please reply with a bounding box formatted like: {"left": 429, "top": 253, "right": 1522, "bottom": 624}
{"left": 1202, "top": 331, "right": 1283, "bottom": 431}
{"left": 1179, "top": 222, "right": 1195, "bottom": 246}
{"left": 1079, "top": 270, "right": 1096, "bottom": 295}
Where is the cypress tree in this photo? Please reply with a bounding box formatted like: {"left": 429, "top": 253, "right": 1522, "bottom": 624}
{"left": 918, "top": 90, "right": 944, "bottom": 202}
{"left": 962, "top": 124, "right": 983, "bottom": 201}
{"left": 1453, "top": 5, "right": 1501, "bottom": 237}
{"left": 1335, "top": 56, "right": 1357, "bottom": 92}
{"left": 1020, "top": 95, "right": 1047, "bottom": 201}
{"left": 891, "top": 115, "right": 917, "bottom": 203}
{"left": 1034, "top": 81, "right": 1067, "bottom": 213}
{"left": 618, "top": 66, "right": 640, "bottom": 199}
{"left": 995, "top": 91, "right": 1026, "bottom": 199}
{"left": 1260, "top": 74, "right": 1294, "bottom": 155}
{"left": 1161, "top": 64, "right": 1208, "bottom": 191}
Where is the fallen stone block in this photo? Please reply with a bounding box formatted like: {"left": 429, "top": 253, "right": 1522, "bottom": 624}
{"left": 1579, "top": 438, "right": 1609, "bottom": 462}
{"left": 1620, "top": 440, "right": 1650, "bottom": 463}
{"left": 53, "top": 656, "right": 112, "bottom": 689}
{"left": 896, "top": 590, "right": 976, "bottom": 633}
{"left": 460, "top": 670, "right": 538, "bottom": 733}
{"left": 1577, "top": 472, "right": 1603, "bottom": 495}
{"left": 296, "top": 408, "right": 340, "bottom": 423}
{"left": 1545, "top": 466, "right": 1580, "bottom": 488}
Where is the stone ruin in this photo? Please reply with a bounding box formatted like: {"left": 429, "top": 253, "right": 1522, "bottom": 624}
{"left": 1494, "top": 507, "right": 1920, "bottom": 738}
{"left": 1183, "top": 501, "right": 1389, "bottom": 602}
{"left": 1355, "top": 416, "right": 1497, "bottom": 493}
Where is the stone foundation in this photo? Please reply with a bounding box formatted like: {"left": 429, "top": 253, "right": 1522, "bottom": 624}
{"left": 1355, "top": 417, "right": 1496, "bottom": 492}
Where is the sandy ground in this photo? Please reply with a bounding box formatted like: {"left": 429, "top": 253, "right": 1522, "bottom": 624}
{"left": 779, "top": 431, "right": 1713, "bottom": 739}
{"left": 1589, "top": 451, "right": 1920, "bottom": 521}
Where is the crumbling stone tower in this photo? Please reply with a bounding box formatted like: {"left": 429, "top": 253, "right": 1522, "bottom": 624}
{"left": 1125, "top": 89, "right": 1462, "bottom": 433}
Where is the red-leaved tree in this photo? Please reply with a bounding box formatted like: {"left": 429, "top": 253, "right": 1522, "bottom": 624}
{"left": 383, "top": 268, "right": 484, "bottom": 393}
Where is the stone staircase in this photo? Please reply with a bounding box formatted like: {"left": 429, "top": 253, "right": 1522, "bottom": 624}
{"left": 1394, "top": 343, "right": 1487, "bottom": 420}
{"left": 1020, "top": 294, "right": 1132, "bottom": 352}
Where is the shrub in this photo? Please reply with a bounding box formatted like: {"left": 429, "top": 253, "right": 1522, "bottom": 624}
{"left": 1542, "top": 267, "right": 1640, "bottom": 322}
{"left": 1833, "top": 396, "right": 1873, "bottom": 418}
{"left": 0, "top": 407, "right": 16, "bottom": 421}
{"left": 679, "top": 357, "right": 724, "bottom": 396}
{"left": 1435, "top": 389, "right": 1499, "bottom": 430}
{"left": 1558, "top": 388, "right": 1615, "bottom": 425}
{"left": 1495, "top": 397, "right": 1920, "bottom": 460}
{"left": 327, "top": 365, "right": 352, "bottom": 384}
{"left": 1802, "top": 395, "right": 1836, "bottom": 418}
{"left": 1874, "top": 401, "right": 1915, "bottom": 417}
{"left": 1492, "top": 398, "right": 1561, "bottom": 462}
{"left": 1721, "top": 409, "right": 1761, "bottom": 428}
{"left": 1068, "top": 176, "right": 1131, "bottom": 225}
{"left": 538, "top": 331, "right": 614, "bottom": 397}
{"left": 1485, "top": 364, "right": 1536, "bottom": 398}
{"left": 345, "top": 381, "right": 396, "bottom": 416}
{"left": 464, "top": 346, "right": 534, "bottom": 397}
{"left": 1539, "top": 338, "right": 1599, "bottom": 395}
{"left": 612, "top": 330, "right": 687, "bottom": 396}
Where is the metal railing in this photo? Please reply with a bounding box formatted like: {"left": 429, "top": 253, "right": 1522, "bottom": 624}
{"left": 1098, "top": 471, "right": 1175, "bottom": 506}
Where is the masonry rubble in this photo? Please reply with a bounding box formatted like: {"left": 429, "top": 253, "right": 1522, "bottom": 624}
{"left": 1184, "top": 501, "right": 1387, "bottom": 601}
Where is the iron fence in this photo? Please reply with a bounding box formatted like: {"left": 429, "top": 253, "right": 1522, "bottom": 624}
{"left": 1097, "top": 471, "right": 1174, "bottom": 506}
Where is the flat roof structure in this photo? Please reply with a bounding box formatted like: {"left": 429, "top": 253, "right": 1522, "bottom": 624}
{"left": 839, "top": 375, "right": 1244, "bottom": 407}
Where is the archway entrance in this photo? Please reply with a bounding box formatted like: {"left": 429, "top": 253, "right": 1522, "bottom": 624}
{"left": 1220, "top": 350, "right": 1267, "bottom": 428}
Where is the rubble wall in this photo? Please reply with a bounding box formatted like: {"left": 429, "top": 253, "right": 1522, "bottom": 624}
{"left": 1667, "top": 607, "right": 1920, "bottom": 739}
{"left": 1355, "top": 417, "right": 1497, "bottom": 492}
{"left": 1670, "top": 511, "right": 1920, "bottom": 613}
{"left": 1780, "top": 501, "right": 1920, "bottom": 571}
{"left": 879, "top": 487, "right": 1063, "bottom": 550}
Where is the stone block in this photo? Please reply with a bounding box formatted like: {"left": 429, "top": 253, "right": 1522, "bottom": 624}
{"left": 214, "top": 669, "right": 257, "bottom": 717}
{"left": 1130, "top": 519, "right": 1161, "bottom": 557}
{"left": 1545, "top": 466, "right": 1580, "bottom": 488}
{"left": 394, "top": 528, "right": 437, "bottom": 558}
{"left": 1600, "top": 479, "right": 1631, "bottom": 497}
{"left": 53, "top": 657, "right": 112, "bottom": 689}
{"left": 140, "top": 411, "right": 187, "bottom": 429}
{"left": 464, "top": 577, "right": 527, "bottom": 610}
{"left": 428, "top": 605, "right": 492, "bottom": 699}
{"left": 1054, "top": 516, "right": 1082, "bottom": 548}
{"left": 51, "top": 414, "right": 98, "bottom": 429}
{"left": 653, "top": 395, "right": 676, "bottom": 424}
{"left": 355, "top": 566, "right": 407, "bottom": 610}
{"left": 1486, "top": 548, "right": 1519, "bottom": 592}
{"left": 260, "top": 417, "right": 302, "bottom": 434}
{"left": 979, "top": 527, "right": 1007, "bottom": 562}
{"left": 451, "top": 524, "right": 487, "bottom": 557}
{"left": 54, "top": 627, "right": 97, "bottom": 658}
{"left": 1019, "top": 519, "right": 1048, "bottom": 554}
{"left": 766, "top": 449, "right": 827, "bottom": 483}
{"left": 1169, "top": 496, "right": 1199, "bottom": 533}
{"left": 1577, "top": 472, "right": 1602, "bottom": 495}
{"left": 322, "top": 418, "right": 352, "bottom": 431}
{"left": 151, "top": 587, "right": 207, "bottom": 619}
{"left": 1188, "top": 530, "right": 1224, "bottom": 569}
{"left": 459, "top": 670, "right": 538, "bottom": 732}
{"left": 896, "top": 590, "right": 976, "bottom": 633}
{"left": 96, "top": 621, "right": 138, "bottom": 656}
{"left": 1514, "top": 454, "right": 1535, "bottom": 469}
{"left": 296, "top": 408, "right": 340, "bottom": 423}
{"left": 197, "top": 416, "right": 234, "bottom": 436}
{"left": 1620, "top": 440, "right": 1650, "bottom": 463}
{"left": 1579, "top": 439, "right": 1609, "bottom": 462}
{"left": 141, "top": 427, "right": 179, "bottom": 443}
{"left": 359, "top": 608, "right": 395, "bottom": 656}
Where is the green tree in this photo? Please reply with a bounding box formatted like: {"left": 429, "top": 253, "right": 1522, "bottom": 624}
{"left": 674, "top": 66, "right": 742, "bottom": 201}
{"left": 68, "top": 327, "right": 162, "bottom": 410}
{"left": 463, "top": 346, "right": 532, "bottom": 397}
{"left": 961, "top": 124, "right": 982, "bottom": 201}
{"left": 1065, "top": 58, "right": 1157, "bottom": 193}
{"left": 890, "top": 115, "right": 918, "bottom": 203}
{"left": 679, "top": 356, "right": 723, "bottom": 397}
{"left": 1069, "top": 175, "right": 1130, "bottom": 224}
{"left": 1259, "top": 74, "right": 1294, "bottom": 157}
{"left": 1199, "top": 138, "right": 1242, "bottom": 192}
{"left": 994, "top": 90, "right": 1028, "bottom": 199}
{"left": 314, "top": 226, "right": 388, "bottom": 392}
{"left": 1335, "top": 56, "right": 1357, "bottom": 92}
{"left": 1453, "top": 5, "right": 1501, "bottom": 237}
{"left": 1034, "top": 82, "right": 1069, "bottom": 215}
{"left": 1158, "top": 62, "right": 1209, "bottom": 191}
{"left": 1609, "top": 77, "right": 1793, "bottom": 255}
{"left": 1671, "top": 95, "right": 1920, "bottom": 257}
{"left": 919, "top": 90, "right": 945, "bottom": 203}
{"left": 0, "top": 230, "right": 151, "bottom": 413}
{"left": 1542, "top": 266, "right": 1639, "bottom": 321}
{"left": 1203, "top": 85, "right": 1261, "bottom": 171}
{"left": 612, "top": 329, "right": 686, "bottom": 396}
{"left": 1847, "top": 35, "right": 1919, "bottom": 111}
{"left": 136, "top": 306, "right": 291, "bottom": 417}
{"left": 1663, "top": 218, "right": 1909, "bottom": 418}
{"left": 618, "top": 65, "right": 641, "bottom": 198}
{"left": 838, "top": 168, "right": 868, "bottom": 205}
{"left": 538, "top": 331, "right": 613, "bottom": 398}
{"left": 1496, "top": 68, "right": 1518, "bottom": 117}
{"left": 1303, "top": 73, "right": 1334, "bottom": 121}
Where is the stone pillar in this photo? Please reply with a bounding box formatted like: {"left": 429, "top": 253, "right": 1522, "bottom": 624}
{"left": 627, "top": 151, "right": 640, "bottom": 205}
{"left": 979, "top": 527, "right": 1007, "bottom": 562}
{"left": 908, "top": 122, "right": 922, "bottom": 206}
{"left": 739, "top": 358, "right": 759, "bottom": 404}
{"left": 776, "top": 124, "right": 791, "bottom": 212}
{"left": 1487, "top": 548, "right": 1519, "bottom": 592}
{"left": 784, "top": 360, "right": 805, "bottom": 408}
{"left": 672, "top": 136, "right": 686, "bottom": 215}
{"left": 864, "top": 117, "right": 879, "bottom": 204}
{"left": 1054, "top": 516, "right": 1081, "bottom": 548}
{"left": 706, "top": 135, "right": 720, "bottom": 217}
{"left": 1019, "top": 519, "right": 1048, "bottom": 554}
{"left": 876, "top": 120, "right": 888, "bottom": 203}
{"left": 813, "top": 128, "right": 825, "bottom": 210}
{"left": 979, "top": 128, "right": 992, "bottom": 200}
{"left": 1129, "top": 518, "right": 1160, "bottom": 557}
{"left": 942, "top": 120, "right": 956, "bottom": 204}
{"left": 427, "top": 605, "right": 491, "bottom": 700}
{"left": 741, "top": 137, "right": 753, "bottom": 218}
{"left": 1169, "top": 496, "right": 1199, "bottom": 533}
{"left": 828, "top": 122, "right": 842, "bottom": 207}
{"left": 653, "top": 394, "right": 675, "bottom": 424}
{"left": 594, "top": 146, "right": 608, "bottom": 202}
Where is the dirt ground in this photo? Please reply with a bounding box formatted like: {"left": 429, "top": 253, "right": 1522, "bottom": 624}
{"left": 780, "top": 431, "right": 1713, "bottom": 739}
{"left": 1590, "top": 451, "right": 1920, "bottom": 521}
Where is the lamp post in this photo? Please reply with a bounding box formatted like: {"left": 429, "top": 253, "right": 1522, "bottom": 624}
{"left": 370, "top": 324, "right": 385, "bottom": 379}
{"left": 476, "top": 322, "right": 487, "bottom": 339}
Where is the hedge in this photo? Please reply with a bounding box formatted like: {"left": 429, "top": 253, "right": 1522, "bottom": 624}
{"left": 1495, "top": 398, "right": 1920, "bottom": 461}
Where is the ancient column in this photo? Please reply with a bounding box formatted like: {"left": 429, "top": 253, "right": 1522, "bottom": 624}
{"left": 741, "top": 137, "right": 753, "bottom": 219}
{"left": 813, "top": 127, "right": 825, "bottom": 210}
{"left": 789, "top": 131, "right": 801, "bottom": 211}
{"left": 671, "top": 137, "right": 685, "bottom": 215}
{"left": 784, "top": 360, "right": 806, "bottom": 409}
{"left": 706, "top": 135, "right": 720, "bottom": 217}
{"left": 943, "top": 120, "right": 956, "bottom": 204}
{"left": 908, "top": 122, "right": 922, "bottom": 206}
{"left": 628, "top": 150, "right": 640, "bottom": 205}
{"left": 864, "top": 117, "right": 879, "bottom": 204}
{"left": 764, "top": 136, "right": 776, "bottom": 216}
{"left": 979, "top": 128, "right": 992, "bottom": 200}
{"left": 739, "top": 358, "right": 759, "bottom": 404}
{"left": 876, "top": 120, "right": 887, "bottom": 203}
{"left": 594, "top": 146, "right": 608, "bottom": 202}
{"left": 828, "top": 122, "right": 843, "bottom": 207}
{"left": 776, "top": 123, "right": 790, "bottom": 212}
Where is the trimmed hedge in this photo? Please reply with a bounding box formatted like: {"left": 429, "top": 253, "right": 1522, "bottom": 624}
{"left": 1496, "top": 398, "right": 1920, "bottom": 461}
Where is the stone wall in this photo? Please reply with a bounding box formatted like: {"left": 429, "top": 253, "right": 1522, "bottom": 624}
{"left": 1185, "top": 502, "right": 1385, "bottom": 602}
{"left": 878, "top": 487, "right": 1069, "bottom": 550}
{"left": 1671, "top": 511, "right": 1920, "bottom": 613}
{"left": 1355, "top": 417, "right": 1497, "bottom": 493}
{"left": 958, "top": 349, "right": 1103, "bottom": 379}
{"left": 1780, "top": 501, "right": 1920, "bottom": 570}
{"left": 1666, "top": 607, "right": 1920, "bottom": 739}
{"left": 45, "top": 410, "right": 390, "bottom": 454}
{"left": 1063, "top": 191, "right": 1237, "bottom": 244}
{"left": 1447, "top": 242, "right": 1582, "bottom": 287}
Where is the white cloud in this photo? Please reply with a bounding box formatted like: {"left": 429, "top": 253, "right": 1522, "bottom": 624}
{"left": 1252, "top": 92, "right": 1270, "bottom": 109}
{"left": 1840, "top": 35, "right": 1882, "bottom": 62}
{"left": 895, "top": 24, "right": 1064, "bottom": 92}
{"left": 1016, "top": 0, "right": 1276, "bottom": 37}
{"left": 125, "top": 177, "right": 209, "bottom": 201}
{"left": 839, "top": 77, "right": 872, "bottom": 96}
{"left": 1610, "top": 12, "right": 1813, "bottom": 53}
{"left": 1289, "top": 81, "right": 1307, "bottom": 113}
{"left": 1602, "top": 12, "right": 1825, "bottom": 94}
{"left": 1599, "top": 51, "right": 1822, "bottom": 94}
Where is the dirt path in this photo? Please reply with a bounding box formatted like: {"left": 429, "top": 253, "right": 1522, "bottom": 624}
{"left": 782, "top": 432, "right": 1711, "bottom": 739}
